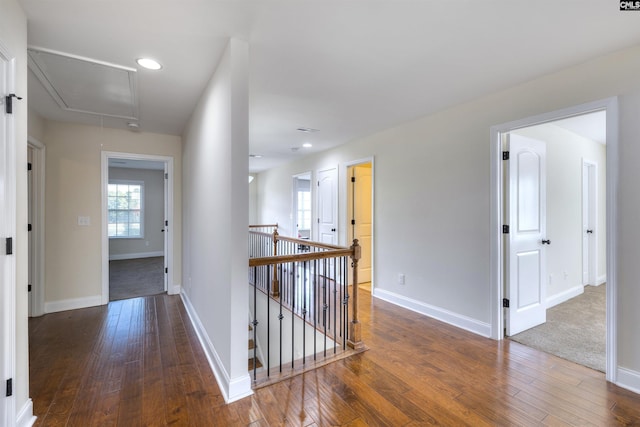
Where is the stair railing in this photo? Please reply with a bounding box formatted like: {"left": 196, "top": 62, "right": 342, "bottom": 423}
{"left": 248, "top": 228, "right": 363, "bottom": 384}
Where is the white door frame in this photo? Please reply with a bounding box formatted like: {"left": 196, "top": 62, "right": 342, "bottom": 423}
{"left": 343, "top": 157, "right": 375, "bottom": 291}
{"left": 0, "top": 39, "right": 17, "bottom": 427}
{"left": 490, "top": 97, "right": 618, "bottom": 383}
{"left": 582, "top": 159, "right": 598, "bottom": 286}
{"left": 27, "top": 137, "right": 45, "bottom": 317}
{"left": 101, "top": 151, "right": 175, "bottom": 304}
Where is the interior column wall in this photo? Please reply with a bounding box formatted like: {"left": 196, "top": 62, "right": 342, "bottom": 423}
{"left": 181, "top": 38, "right": 251, "bottom": 402}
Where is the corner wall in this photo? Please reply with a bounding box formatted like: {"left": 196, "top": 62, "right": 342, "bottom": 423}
{"left": 256, "top": 44, "right": 640, "bottom": 392}
{"left": 181, "top": 38, "right": 251, "bottom": 402}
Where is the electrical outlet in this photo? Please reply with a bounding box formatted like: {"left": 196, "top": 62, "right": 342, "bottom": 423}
{"left": 563, "top": 271, "right": 568, "bottom": 281}
{"left": 398, "top": 274, "right": 405, "bottom": 285}
{"left": 77, "top": 216, "right": 90, "bottom": 226}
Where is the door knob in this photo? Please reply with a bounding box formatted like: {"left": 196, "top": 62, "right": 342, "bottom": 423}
{"left": 331, "top": 228, "right": 336, "bottom": 232}
{"left": 586, "top": 229, "right": 593, "bottom": 234}
{"left": 542, "top": 239, "right": 551, "bottom": 245}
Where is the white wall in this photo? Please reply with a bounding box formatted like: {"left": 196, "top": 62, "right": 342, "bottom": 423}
{"left": 181, "top": 38, "right": 251, "bottom": 402}
{"left": 257, "top": 44, "right": 640, "bottom": 388}
{"left": 512, "top": 123, "right": 606, "bottom": 303}
{"left": 0, "top": 0, "right": 32, "bottom": 423}
{"left": 41, "top": 121, "right": 182, "bottom": 309}
{"left": 108, "top": 167, "right": 165, "bottom": 259}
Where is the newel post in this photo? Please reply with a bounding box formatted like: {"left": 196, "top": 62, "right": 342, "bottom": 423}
{"left": 271, "top": 228, "right": 280, "bottom": 297}
{"left": 347, "top": 239, "right": 364, "bottom": 349}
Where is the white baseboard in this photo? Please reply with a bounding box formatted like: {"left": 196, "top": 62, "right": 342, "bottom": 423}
{"left": 180, "top": 291, "right": 253, "bottom": 403}
{"left": 168, "top": 283, "right": 181, "bottom": 295}
{"left": 616, "top": 367, "right": 640, "bottom": 395}
{"left": 17, "top": 399, "right": 36, "bottom": 427}
{"left": 597, "top": 274, "right": 607, "bottom": 285}
{"left": 373, "top": 288, "right": 492, "bottom": 338}
{"left": 109, "top": 251, "right": 164, "bottom": 261}
{"left": 44, "top": 295, "right": 103, "bottom": 313}
{"left": 547, "top": 284, "right": 584, "bottom": 309}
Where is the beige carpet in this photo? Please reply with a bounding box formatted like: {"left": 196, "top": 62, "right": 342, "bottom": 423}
{"left": 510, "top": 284, "right": 606, "bottom": 372}
{"left": 109, "top": 256, "right": 165, "bottom": 301}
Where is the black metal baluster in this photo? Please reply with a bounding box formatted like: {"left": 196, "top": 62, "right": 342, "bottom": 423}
{"left": 253, "top": 266, "right": 258, "bottom": 381}
{"left": 291, "top": 261, "right": 295, "bottom": 370}
{"left": 303, "top": 259, "right": 307, "bottom": 365}
{"left": 267, "top": 264, "right": 271, "bottom": 378}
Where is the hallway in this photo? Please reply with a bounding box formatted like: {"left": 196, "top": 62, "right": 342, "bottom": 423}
{"left": 29, "top": 291, "right": 640, "bottom": 425}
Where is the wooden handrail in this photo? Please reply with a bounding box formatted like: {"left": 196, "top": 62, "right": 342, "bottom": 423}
{"left": 249, "top": 229, "right": 348, "bottom": 251}
{"left": 249, "top": 223, "right": 278, "bottom": 229}
{"left": 249, "top": 248, "right": 354, "bottom": 267}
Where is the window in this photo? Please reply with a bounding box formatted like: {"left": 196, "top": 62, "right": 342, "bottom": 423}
{"left": 108, "top": 181, "right": 144, "bottom": 238}
{"left": 297, "top": 189, "right": 311, "bottom": 230}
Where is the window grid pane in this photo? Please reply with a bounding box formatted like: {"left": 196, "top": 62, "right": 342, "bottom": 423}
{"left": 108, "top": 182, "right": 143, "bottom": 238}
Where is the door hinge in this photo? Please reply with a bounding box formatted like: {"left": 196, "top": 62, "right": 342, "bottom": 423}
{"left": 28, "top": 284, "right": 32, "bottom": 292}
{"left": 165, "top": 267, "right": 168, "bottom": 274}
{"left": 164, "top": 172, "right": 168, "bottom": 179}
{"left": 165, "top": 220, "right": 168, "bottom": 226}
{"left": 5, "top": 237, "right": 13, "bottom": 255}
{"left": 502, "top": 151, "right": 509, "bottom": 160}
{"left": 28, "top": 224, "right": 32, "bottom": 232}
{"left": 351, "top": 176, "right": 355, "bottom": 183}
{"left": 502, "top": 225, "right": 509, "bottom": 234}
{"left": 317, "top": 181, "right": 320, "bottom": 187}
{"left": 27, "top": 162, "right": 32, "bottom": 171}
{"left": 5, "top": 94, "right": 22, "bottom": 115}
{"left": 351, "top": 219, "right": 355, "bottom": 225}
{"left": 6, "top": 378, "right": 12, "bottom": 397}
{"left": 502, "top": 298, "right": 510, "bottom": 308}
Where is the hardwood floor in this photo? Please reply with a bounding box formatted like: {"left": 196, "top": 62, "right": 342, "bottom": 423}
{"left": 29, "top": 291, "right": 640, "bottom": 426}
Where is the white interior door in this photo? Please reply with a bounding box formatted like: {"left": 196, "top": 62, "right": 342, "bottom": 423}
{"left": 506, "top": 134, "right": 547, "bottom": 336}
{"left": 582, "top": 161, "right": 597, "bottom": 286}
{"left": 351, "top": 164, "right": 372, "bottom": 283}
{"left": 317, "top": 167, "right": 338, "bottom": 245}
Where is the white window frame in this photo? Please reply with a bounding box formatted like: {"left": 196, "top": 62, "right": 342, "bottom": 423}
{"left": 107, "top": 179, "right": 145, "bottom": 239}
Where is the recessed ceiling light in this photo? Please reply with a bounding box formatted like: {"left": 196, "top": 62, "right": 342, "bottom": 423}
{"left": 127, "top": 122, "right": 140, "bottom": 129}
{"left": 136, "top": 58, "right": 162, "bottom": 70}
{"left": 249, "top": 154, "right": 263, "bottom": 158}
{"left": 297, "top": 127, "right": 319, "bottom": 133}
{"left": 302, "top": 143, "right": 313, "bottom": 148}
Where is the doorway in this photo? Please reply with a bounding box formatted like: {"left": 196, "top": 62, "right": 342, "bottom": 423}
{"left": 346, "top": 160, "right": 373, "bottom": 292}
{"left": 292, "top": 172, "right": 312, "bottom": 240}
{"left": 491, "top": 99, "right": 617, "bottom": 380}
{"left": 101, "top": 152, "right": 175, "bottom": 303}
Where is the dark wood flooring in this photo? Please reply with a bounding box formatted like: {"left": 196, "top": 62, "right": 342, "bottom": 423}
{"left": 29, "top": 290, "right": 640, "bottom": 426}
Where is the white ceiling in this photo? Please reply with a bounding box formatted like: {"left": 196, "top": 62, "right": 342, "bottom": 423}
{"left": 20, "top": 1, "right": 640, "bottom": 172}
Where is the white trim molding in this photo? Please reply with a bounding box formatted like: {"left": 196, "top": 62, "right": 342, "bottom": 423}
{"left": 180, "top": 291, "right": 253, "bottom": 403}
{"left": 16, "top": 399, "right": 35, "bottom": 427}
{"left": 616, "top": 367, "right": 640, "bottom": 395}
{"left": 546, "top": 284, "right": 584, "bottom": 309}
{"left": 101, "top": 151, "right": 175, "bottom": 304}
{"left": 109, "top": 251, "right": 164, "bottom": 261}
{"left": 597, "top": 274, "right": 607, "bottom": 285}
{"left": 490, "top": 97, "right": 619, "bottom": 384}
{"left": 44, "top": 295, "right": 103, "bottom": 314}
{"left": 373, "top": 288, "right": 492, "bottom": 338}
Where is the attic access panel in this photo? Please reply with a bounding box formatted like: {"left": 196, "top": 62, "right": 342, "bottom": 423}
{"left": 28, "top": 47, "right": 138, "bottom": 120}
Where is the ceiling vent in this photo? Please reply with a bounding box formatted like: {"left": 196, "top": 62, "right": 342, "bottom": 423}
{"left": 27, "top": 47, "right": 138, "bottom": 120}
